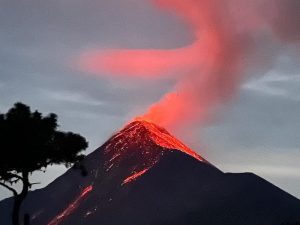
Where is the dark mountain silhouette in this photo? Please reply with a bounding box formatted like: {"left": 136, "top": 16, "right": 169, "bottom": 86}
{"left": 1, "top": 120, "right": 300, "bottom": 225}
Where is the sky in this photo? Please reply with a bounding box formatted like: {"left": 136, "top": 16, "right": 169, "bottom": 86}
{"left": 0, "top": 0, "right": 299, "bottom": 200}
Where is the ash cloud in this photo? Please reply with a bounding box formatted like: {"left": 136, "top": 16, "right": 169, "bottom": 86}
{"left": 80, "top": 0, "right": 299, "bottom": 130}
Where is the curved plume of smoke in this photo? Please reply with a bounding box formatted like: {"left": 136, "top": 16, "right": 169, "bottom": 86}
{"left": 79, "top": 0, "right": 299, "bottom": 129}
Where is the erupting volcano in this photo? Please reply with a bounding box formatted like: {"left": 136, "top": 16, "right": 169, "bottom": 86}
{"left": 1, "top": 121, "right": 300, "bottom": 225}
{"left": 103, "top": 120, "right": 205, "bottom": 185}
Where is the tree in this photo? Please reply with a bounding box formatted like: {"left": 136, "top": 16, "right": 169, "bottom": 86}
{"left": 0, "top": 103, "right": 88, "bottom": 225}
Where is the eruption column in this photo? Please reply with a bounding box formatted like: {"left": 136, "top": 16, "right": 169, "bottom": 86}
{"left": 79, "top": 0, "right": 300, "bottom": 130}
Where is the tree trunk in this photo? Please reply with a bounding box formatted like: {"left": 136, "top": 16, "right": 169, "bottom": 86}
{"left": 12, "top": 171, "right": 29, "bottom": 225}
{"left": 24, "top": 213, "right": 30, "bottom": 225}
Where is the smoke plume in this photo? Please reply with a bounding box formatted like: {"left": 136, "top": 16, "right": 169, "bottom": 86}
{"left": 79, "top": 0, "right": 299, "bottom": 129}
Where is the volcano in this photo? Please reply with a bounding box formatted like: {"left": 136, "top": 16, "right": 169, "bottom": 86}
{"left": 1, "top": 120, "right": 300, "bottom": 225}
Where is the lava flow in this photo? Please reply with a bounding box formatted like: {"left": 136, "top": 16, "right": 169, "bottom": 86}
{"left": 134, "top": 119, "right": 203, "bottom": 161}
{"left": 46, "top": 120, "right": 204, "bottom": 225}
{"left": 122, "top": 168, "right": 150, "bottom": 185}
{"left": 106, "top": 119, "right": 203, "bottom": 162}
{"left": 103, "top": 119, "right": 205, "bottom": 185}
{"left": 47, "top": 185, "right": 93, "bottom": 225}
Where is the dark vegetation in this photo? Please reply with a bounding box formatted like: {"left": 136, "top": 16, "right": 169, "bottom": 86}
{"left": 0, "top": 102, "right": 88, "bottom": 225}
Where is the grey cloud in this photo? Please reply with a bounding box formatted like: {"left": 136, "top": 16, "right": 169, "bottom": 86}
{"left": 243, "top": 71, "right": 300, "bottom": 100}
{"left": 40, "top": 89, "right": 104, "bottom": 106}
{"left": 203, "top": 89, "right": 300, "bottom": 150}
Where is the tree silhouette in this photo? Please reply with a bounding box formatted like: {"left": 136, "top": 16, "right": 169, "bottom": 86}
{"left": 0, "top": 103, "right": 88, "bottom": 225}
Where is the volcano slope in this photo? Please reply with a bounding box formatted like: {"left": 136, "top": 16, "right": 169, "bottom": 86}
{"left": 1, "top": 120, "right": 300, "bottom": 225}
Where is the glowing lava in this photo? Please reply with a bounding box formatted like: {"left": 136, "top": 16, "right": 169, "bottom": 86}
{"left": 107, "top": 119, "right": 203, "bottom": 162}
{"left": 122, "top": 168, "right": 150, "bottom": 185}
{"left": 47, "top": 185, "right": 93, "bottom": 225}
{"left": 103, "top": 120, "right": 205, "bottom": 185}
{"left": 134, "top": 119, "right": 203, "bottom": 161}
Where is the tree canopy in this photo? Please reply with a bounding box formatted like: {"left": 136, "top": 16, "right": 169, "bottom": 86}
{"left": 0, "top": 102, "right": 88, "bottom": 225}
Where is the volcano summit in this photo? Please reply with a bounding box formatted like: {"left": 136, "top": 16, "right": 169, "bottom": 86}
{"left": 1, "top": 120, "right": 300, "bottom": 225}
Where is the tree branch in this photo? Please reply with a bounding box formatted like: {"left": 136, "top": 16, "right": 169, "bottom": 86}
{"left": 29, "top": 182, "right": 41, "bottom": 188}
{"left": 7, "top": 172, "right": 24, "bottom": 181}
{"left": 0, "top": 181, "right": 18, "bottom": 196}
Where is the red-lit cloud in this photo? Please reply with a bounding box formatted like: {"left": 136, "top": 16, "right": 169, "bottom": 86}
{"left": 78, "top": 0, "right": 299, "bottom": 130}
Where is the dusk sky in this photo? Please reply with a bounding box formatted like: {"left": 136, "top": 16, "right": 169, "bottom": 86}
{"left": 0, "top": 0, "right": 299, "bottom": 200}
